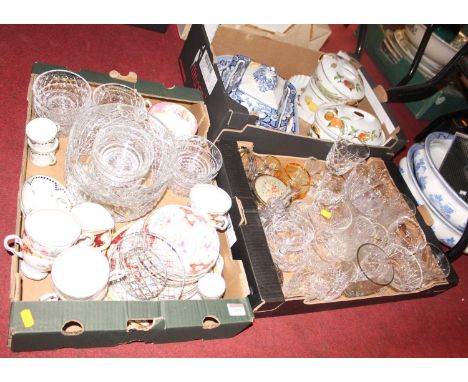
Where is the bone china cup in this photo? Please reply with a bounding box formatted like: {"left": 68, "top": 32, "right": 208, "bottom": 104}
{"left": 189, "top": 184, "right": 232, "bottom": 231}
{"left": 50, "top": 246, "right": 113, "bottom": 301}
{"left": 4, "top": 209, "right": 93, "bottom": 280}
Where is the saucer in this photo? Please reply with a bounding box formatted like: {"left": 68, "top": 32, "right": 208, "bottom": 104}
{"left": 21, "top": 175, "right": 72, "bottom": 216}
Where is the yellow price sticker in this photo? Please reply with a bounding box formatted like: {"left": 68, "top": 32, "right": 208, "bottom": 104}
{"left": 20, "top": 309, "right": 35, "bottom": 328}
{"left": 320, "top": 209, "right": 332, "bottom": 219}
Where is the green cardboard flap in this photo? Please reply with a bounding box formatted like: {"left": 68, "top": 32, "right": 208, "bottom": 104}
{"left": 31, "top": 62, "right": 204, "bottom": 102}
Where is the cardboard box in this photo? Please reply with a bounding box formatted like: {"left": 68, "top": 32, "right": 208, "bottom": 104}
{"left": 8, "top": 63, "right": 254, "bottom": 352}
{"left": 179, "top": 25, "right": 407, "bottom": 159}
{"left": 221, "top": 24, "right": 332, "bottom": 52}
{"left": 364, "top": 24, "right": 468, "bottom": 120}
{"left": 215, "top": 139, "right": 458, "bottom": 317}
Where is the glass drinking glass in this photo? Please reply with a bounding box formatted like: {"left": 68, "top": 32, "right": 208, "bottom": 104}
{"left": 378, "top": 193, "right": 417, "bottom": 228}
{"left": 309, "top": 200, "right": 353, "bottom": 234}
{"left": 32, "top": 69, "right": 92, "bottom": 136}
{"left": 275, "top": 162, "right": 311, "bottom": 200}
{"left": 326, "top": 137, "right": 370, "bottom": 176}
{"left": 386, "top": 216, "right": 427, "bottom": 254}
{"left": 416, "top": 243, "right": 451, "bottom": 285}
{"left": 343, "top": 243, "right": 394, "bottom": 298}
{"left": 306, "top": 260, "right": 357, "bottom": 301}
{"left": 314, "top": 171, "right": 346, "bottom": 205}
{"left": 263, "top": 209, "right": 315, "bottom": 272}
{"left": 388, "top": 244, "right": 424, "bottom": 292}
{"left": 170, "top": 136, "right": 223, "bottom": 197}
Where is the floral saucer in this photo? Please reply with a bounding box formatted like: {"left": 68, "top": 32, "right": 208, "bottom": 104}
{"left": 143, "top": 205, "right": 220, "bottom": 279}
{"left": 218, "top": 54, "right": 299, "bottom": 134}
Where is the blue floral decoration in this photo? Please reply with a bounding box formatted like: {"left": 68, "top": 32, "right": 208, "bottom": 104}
{"left": 429, "top": 194, "right": 455, "bottom": 221}
{"left": 418, "top": 175, "right": 428, "bottom": 191}
{"left": 414, "top": 157, "right": 426, "bottom": 173}
{"left": 253, "top": 66, "right": 278, "bottom": 92}
{"left": 443, "top": 237, "right": 456, "bottom": 247}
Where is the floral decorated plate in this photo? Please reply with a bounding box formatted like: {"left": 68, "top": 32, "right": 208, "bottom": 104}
{"left": 144, "top": 205, "right": 219, "bottom": 279}
{"left": 219, "top": 54, "right": 298, "bottom": 134}
{"left": 314, "top": 104, "right": 384, "bottom": 146}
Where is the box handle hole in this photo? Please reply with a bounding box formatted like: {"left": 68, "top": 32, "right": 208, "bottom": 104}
{"left": 202, "top": 315, "right": 220, "bottom": 330}
{"left": 61, "top": 321, "right": 84, "bottom": 336}
{"left": 127, "top": 319, "right": 155, "bottom": 332}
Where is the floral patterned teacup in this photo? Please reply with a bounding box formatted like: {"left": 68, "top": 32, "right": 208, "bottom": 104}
{"left": 189, "top": 184, "right": 232, "bottom": 231}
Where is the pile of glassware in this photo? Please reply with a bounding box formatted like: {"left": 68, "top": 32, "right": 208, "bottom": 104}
{"left": 243, "top": 137, "right": 451, "bottom": 302}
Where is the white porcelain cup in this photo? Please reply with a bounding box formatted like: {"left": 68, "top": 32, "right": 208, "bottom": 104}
{"left": 197, "top": 273, "right": 226, "bottom": 300}
{"left": 29, "top": 147, "right": 57, "bottom": 167}
{"left": 39, "top": 245, "right": 124, "bottom": 301}
{"left": 189, "top": 184, "right": 232, "bottom": 231}
{"left": 71, "top": 202, "right": 115, "bottom": 251}
{"left": 3, "top": 209, "right": 94, "bottom": 258}
{"left": 26, "top": 117, "right": 59, "bottom": 144}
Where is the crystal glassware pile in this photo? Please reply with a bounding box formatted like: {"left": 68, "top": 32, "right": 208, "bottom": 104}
{"left": 256, "top": 138, "right": 451, "bottom": 302}
{"left": 65, "top": 103, "right": 176, "bottom": 222}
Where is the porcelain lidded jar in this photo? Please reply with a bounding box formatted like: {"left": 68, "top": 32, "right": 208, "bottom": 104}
{"left": 314, "top": 104, "right": 384, "bottom": 146}
{"left": 314, "top": 54, "right": 365, "bottom": 104}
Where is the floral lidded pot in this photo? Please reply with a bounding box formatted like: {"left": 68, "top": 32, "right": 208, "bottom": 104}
{"left": 315, "top": 54, "right": 365, "bottom": 104}
{"left": 314, "top": 104, "right": 384, "bottom": 146}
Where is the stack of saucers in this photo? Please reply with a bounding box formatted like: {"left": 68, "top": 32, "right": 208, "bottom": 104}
{"left": 399, "top": 132, "right": 468, "bottom": 251}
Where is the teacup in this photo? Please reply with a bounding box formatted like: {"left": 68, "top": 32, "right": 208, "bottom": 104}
{"left": 26, "top": 117, "right": 59, "bottom": 145}
{"left": 71, "top": 202, "right": 115, "bottom": 251}
{"left": 29, "top": 147, "right": 57, "bottom": 167}
{"left": 4, "top": 209, "right": 94, "bottom": 279}
{"left": 40, "top": 246, "right": 124, "bottom": 301}
{"left": 189, "top": 184, "right": 232, "bottom": 231}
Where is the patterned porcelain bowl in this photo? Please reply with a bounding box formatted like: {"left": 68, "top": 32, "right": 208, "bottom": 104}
{"left": 400, "top": 147, "right": 466, "bottom": 252}
{"left": 413, "top": 142, "right": 467, "bottom": 232}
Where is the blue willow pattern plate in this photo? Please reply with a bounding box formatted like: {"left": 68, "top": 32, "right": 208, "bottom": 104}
{"left": 217, "top": 54, "right": 298, "bottom": 134}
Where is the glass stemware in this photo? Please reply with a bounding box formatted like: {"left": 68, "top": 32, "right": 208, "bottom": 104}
{"left": 344, "top": 243, "right": 394, "bottom": 298}
{"left": 326, "top": 137, "right": 370, "bottom": 176}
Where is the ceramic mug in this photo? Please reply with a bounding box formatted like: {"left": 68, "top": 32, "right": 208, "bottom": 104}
{"left": 40, "top": 246, "right": 124, "bottom": 301}
{"left": 71, "top": 202, "right": 115, "bottom": 251}
{"left": 29, "top": 147, "right": 57, "bottom": 167}
{"left": 189, "top": 184, "right": 232, "bottom": 231}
